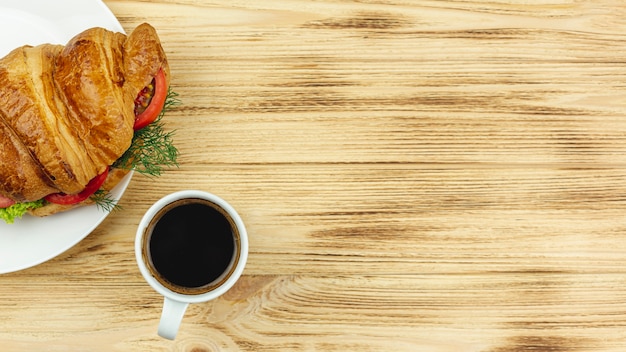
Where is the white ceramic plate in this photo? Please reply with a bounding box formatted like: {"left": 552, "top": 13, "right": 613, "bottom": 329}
{"left": 0, "top": 0, "right": 132, "bottom": 274}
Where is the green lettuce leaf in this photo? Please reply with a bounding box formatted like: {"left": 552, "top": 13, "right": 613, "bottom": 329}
{"left": 0, "top": 200, "right": 45, "bottom": 224}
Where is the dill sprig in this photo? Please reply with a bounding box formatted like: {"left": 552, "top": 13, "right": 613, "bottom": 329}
{"left": 113, "top": 88, "right": 180, "bottom": 176}
{"left": 90, "top": 189, "right": 122, "bottom": 213}
{"left": 162, "top": 89, "right": 181, "bottom": 112}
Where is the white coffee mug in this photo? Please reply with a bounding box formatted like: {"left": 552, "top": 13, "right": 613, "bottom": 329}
{"left": 135, "top": 190, "right": 248, "bottom": 340}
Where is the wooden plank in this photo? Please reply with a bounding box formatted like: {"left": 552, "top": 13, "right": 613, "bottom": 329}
{"left": 107, "top": 0, "right": 626, "bottom": 165}
{"left": 1, "top": 274, "right": 626, "bottom": 351}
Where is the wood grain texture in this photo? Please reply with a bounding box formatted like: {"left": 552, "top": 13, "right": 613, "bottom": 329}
{"left": 1, "top": 0, "right": 626, "bottom": 350}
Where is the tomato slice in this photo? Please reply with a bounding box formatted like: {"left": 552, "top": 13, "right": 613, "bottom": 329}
{"left": 44, "top": 166, "right": 110, "bottom": 205}
{"left": 133, "top": 68, "right": 167, "bottom": 130}
{"left": 0, "top": 195, "right": 15, "bottom": 208}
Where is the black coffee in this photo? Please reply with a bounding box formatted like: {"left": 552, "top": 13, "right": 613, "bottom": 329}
{"left": 145, "top": 198, "right": 237, "bottom": 293}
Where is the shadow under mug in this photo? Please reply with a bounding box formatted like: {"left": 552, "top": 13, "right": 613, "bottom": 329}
{"left": 135, "top": 190, "right": 248, "bottom": 340}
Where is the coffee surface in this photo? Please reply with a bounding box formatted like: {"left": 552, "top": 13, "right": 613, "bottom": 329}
{"left": 149, "top": 201, "right": 235, "bottom": 289}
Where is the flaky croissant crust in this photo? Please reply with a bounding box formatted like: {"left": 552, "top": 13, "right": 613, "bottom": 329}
{"left": 0, "top": 23, "right": 170, "bottom": 203}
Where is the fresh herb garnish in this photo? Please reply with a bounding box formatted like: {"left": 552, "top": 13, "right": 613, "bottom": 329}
{"left": 90, "top": 190, "right": 122, "bottom": 213}
{"left": 113, "top": 88, "right": 180, "bottom": 176}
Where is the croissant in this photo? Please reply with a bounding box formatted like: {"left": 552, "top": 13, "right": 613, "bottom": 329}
{"left": 0, "top": 23, "right": 170, "bottom": 216}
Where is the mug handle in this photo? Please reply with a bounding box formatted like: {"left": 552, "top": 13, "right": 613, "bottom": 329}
{"left": 158, "top": 297, "right": 189, "bottom": 340}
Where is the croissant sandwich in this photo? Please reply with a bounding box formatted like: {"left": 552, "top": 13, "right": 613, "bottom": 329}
{"left": 0, "top": 23, "right": 178, "bottom": 224}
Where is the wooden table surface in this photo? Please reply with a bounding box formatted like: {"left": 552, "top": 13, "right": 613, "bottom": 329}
{"left": 2, "top": 0, "right": 626, "bottom": 350}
